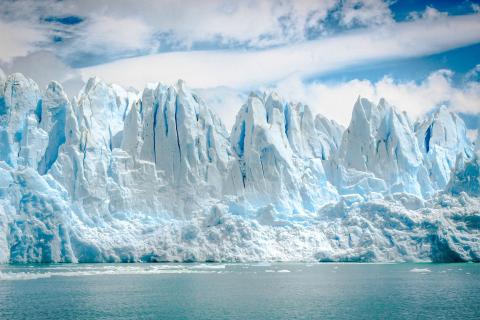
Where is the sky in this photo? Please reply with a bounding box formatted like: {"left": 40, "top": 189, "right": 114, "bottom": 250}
{"left": 0, "top": 0, "right": 479, "bottom": 133}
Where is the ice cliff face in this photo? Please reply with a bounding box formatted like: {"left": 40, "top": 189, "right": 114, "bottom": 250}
{"left": 415, "top": 107, "right": 473, "bottom": 190}
{"left": 332, "top": 97, "right": 432, "bottom": 197}
{"left": 230, "top": 92, "right": 337, "bottom": 215}
{"left": 0, "top": 71, "right": 478, "bottom": 263}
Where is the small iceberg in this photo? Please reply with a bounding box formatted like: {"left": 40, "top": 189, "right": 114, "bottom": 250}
{"left": 410, "top": 268, "right": 431, "bottom": 273}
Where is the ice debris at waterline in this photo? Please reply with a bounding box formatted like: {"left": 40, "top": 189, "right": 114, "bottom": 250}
{"left": 0, "top": 264, "right": 227, "bottom": 281}
{"left": 0, "top": 71, "right": 479, "bottom": 263}
{"left": 409, "top": 268, "right": 432, "bottom": 273}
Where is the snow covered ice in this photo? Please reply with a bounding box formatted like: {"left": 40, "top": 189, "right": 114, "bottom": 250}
{"left": 0, "top": 71, "right": 479, "bottom": 263}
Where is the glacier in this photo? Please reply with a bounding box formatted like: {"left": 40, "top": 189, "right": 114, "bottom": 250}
{"left": 0, "top": 70, "right": 478, "bottom": 263}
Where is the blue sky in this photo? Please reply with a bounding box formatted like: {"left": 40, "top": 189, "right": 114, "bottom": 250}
{"left": 0, "top": 0, "right": 479, "bottom": 129}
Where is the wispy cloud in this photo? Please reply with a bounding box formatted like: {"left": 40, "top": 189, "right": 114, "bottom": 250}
{"left": 80, "top": 14, "right": 480, "bottom": 90}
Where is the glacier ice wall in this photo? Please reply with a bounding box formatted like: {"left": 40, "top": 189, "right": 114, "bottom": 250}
{"left": 0, "top": 71, "right": 478, "bottom": 263}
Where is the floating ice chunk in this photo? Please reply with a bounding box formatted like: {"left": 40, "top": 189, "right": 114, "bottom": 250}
{"left": 252, "top": 262, "right": 272, "bottom": 267}
{"left": 190, "top": 264, "right": 226, "bottom": 270}
{"left": 0, "top": 265, "right": 221, "bottom": 281}
{"left": 410, "top": 268, "right": 431, "bottom": 273}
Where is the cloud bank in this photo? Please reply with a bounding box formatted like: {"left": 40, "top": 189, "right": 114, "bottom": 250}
{"left": 80, "top": 14, "right": 480, "bottom": 90}
{"left": 271, "top": 69, "right": 480, "bottom": 127}
{"left": 198, "top": 68, "right": 480, "bottom": 130}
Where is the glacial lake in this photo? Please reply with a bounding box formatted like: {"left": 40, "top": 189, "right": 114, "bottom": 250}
{"left": 0, "top": 263, "right": 478, "bottom": 320}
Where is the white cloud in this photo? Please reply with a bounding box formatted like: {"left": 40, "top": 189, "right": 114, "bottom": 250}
{"left": 465, "top": 64, "right": 480, "bottom": 81}
{"left": 271, "top": 69, "right": 480, "bottom": 126}
{"left": 407, "top": 6, "right": 448, "bottom": 21}
{"left": 65, "top": 0, "right": 341, "bottom": 48}
{"left": 0, "top": 21, "right": 47, "bottom": 62}
{"left": 81, "top": 16, "right": 153, "bottom": 52}
{"left": 338, "top": 0, "right": 394, "bottom": 27}
{"left": 0, "top": 0, "right": 396, "bottom": 62}
{"left": 2, "top": 0, "right": 476, "bottom": 69}
{"left": 472, "top": 3, "right": 480, "bottom": 13}
{"left": 195, "top": 87, "right": 247, "bottom": 131}
{"left": 1, "top": 51, "right": 84, "bottom": 97}
{"left": 80, "top": 14, "right": 480, "bottom": 90}
{"left": 199, "top": 68, "right": 480, "bottom": 131}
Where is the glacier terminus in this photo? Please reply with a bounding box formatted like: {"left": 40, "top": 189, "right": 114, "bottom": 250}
{"left": 0, "top": 70, "right": 479, "bottom": 264}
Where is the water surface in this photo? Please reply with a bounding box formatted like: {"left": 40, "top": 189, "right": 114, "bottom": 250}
{"left": 0, "top": 263, "right": 478, "bottom": 319}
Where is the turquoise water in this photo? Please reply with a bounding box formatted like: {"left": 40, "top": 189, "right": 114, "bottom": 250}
{"left": 0, "top": 263, "right": 478, "bottom": 319}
